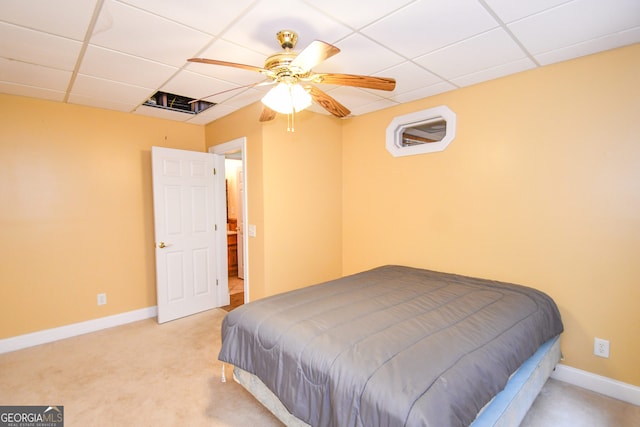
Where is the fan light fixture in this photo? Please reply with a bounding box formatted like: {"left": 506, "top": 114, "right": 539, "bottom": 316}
{"left": 187, "top": 29, "right": 396, "bottom": 132}
{"left": 261, "top": 82, "right": 312, "bottom": 115}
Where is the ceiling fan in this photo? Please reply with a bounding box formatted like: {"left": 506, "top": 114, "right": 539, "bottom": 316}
{"left": 188, "top": 30, "right": 396, "bottom": 122}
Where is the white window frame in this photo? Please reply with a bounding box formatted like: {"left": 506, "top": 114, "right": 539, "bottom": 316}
{"left": 386, "top": 105, "right": 456, "bottom": 157}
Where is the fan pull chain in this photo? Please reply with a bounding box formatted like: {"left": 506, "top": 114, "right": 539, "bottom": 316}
{"left": 287, "top": 111, "right": 295, "bottom": 132}
{"left": 221, "top": 363, "right": 226, "bottom": 383}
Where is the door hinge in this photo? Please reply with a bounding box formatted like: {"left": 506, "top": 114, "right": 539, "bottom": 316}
{"left": 213, "top": 167, "right": 217, "bottom": 175}
{"left": 216, "top": 279, "right": 219, "bottom": 286}
{"left": 214, "top": 224, "right": 218, "bottom": 231}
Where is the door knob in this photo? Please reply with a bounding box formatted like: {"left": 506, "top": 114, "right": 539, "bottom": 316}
{"left": 158, "top": 241, "right": 166, "bottom": 248}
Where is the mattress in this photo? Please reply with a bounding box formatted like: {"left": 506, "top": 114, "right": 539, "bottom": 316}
{"left": 219, "top": 265, "right": 564, "bottom": 427}
{"left": 231, "top": 335, "right": 561, "bottom": 427}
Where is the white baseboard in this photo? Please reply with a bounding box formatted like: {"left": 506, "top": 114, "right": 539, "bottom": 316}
{"left": 0, "top": 306, "right": 158, "bottom": 354}
{"left": 551, "top": 363, "right": 640, "bottom": 406}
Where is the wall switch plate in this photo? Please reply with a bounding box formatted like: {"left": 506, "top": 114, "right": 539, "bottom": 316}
{"left": 248, "top": 224, "right": 257, "bottom": 237}
{"left": 97, "top": 293, "right": 107, "bottom": 306}
{"left": 594, "top": 337, "right": 610, "bottom": 358}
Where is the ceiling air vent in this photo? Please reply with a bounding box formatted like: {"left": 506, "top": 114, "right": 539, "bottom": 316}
{"left": 144, "top": 91, "right": 214, "bottom": 114}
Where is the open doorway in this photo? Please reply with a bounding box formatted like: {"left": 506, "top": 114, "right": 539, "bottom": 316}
{"left": 224, "top": 156, "right": 243, "bottom": 307}
{"left": 210, "top": 138, "right": 248, "bottom": 308}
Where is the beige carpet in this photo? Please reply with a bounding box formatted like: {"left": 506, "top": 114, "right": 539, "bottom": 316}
{"left": 0, "top": 309, "right": 282, "bottom": 426}
{"left": 1, "top": 309, "right": 639, "bottom": 426}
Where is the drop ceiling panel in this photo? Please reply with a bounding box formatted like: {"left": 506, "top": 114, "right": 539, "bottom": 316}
{"left": 0, "top": 0, "right": 638, "bottom": 125}
{"left": 327, "top": 86, "right": 388, "bottom": 111}
{"left": 379, "top": 61, "right": 448, "bottom": 99}
{"left": 0, "top": 81, "right": 65, "bottom": 102}
{"left": 0, "top": 22, "right": 82, "bottom": 70}
{"left": 362, "top": 0, "right": 499, "bottom": 58}
{"left": 220, "top": 0, "right": 353, "bottom": 54}
{"left": 451, "top": 58, "right": 536, "bottom": 87}
{"left": 0, "top": 0, "right": 97, "bottom": 40}
{"left": 392, "top": 82, "right": 457, "bottom": 104}
{"left": 414, "top": 29, "right": 531, "bottom": 80}
{"left": 91, "top": 0, "right": 211, "bottom": 66}
{"left": 70, "top": 74, "right": 151, "bottom": 107}
{"left": 304, "top": 0, "right": 415, "bottom": 29}
{"left": 508, "top": 0, "right": 640, "bottom": 55}
{"left": 535, "top": 27, "right": 640, "bottom": 66}
{"left": 352, "top": 100, "right": 399, "bottom": 116}
{"left": 315, "top": 33, "right": 404, "bottom": 75}
{"left": 0, "top": 58, "right": 72, "bottom": 91}
{"left": 482, "top": 0, "right": 571, "bottom": 23}
{"left": 79, "top": 45, "right": 178, "bottom": 89}
{"left": 160, "top": 70, "right": 239, "bottom": 102}
{"left": 119, "top": 0, "right": 256, "bottom": 36}
{"left": 348, "top": 97, "right": 398, "bottom": 116}
{"left": 69, "top": 93, "right": 142, "bottom": 113}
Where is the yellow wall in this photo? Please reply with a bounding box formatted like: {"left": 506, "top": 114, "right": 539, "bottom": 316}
{"left": 0, "top": 95, "right": 205, "bottom": 338}
{"left": 261, "top": 111, "right": 343, "bottom": 295}
{"left": 205, "top": 105, "right": 343, "bottom": 299}
{"left": 342, "top": 44, "right": 640, "bottom": 386}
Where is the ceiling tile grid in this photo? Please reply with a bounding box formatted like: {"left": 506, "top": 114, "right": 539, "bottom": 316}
{"left": 0, "top": 0, "right": 638, "bottom": 125}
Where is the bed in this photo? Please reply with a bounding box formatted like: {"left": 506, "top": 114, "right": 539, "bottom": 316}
{"left": 219, "top": 265, "right": 564, "bottom": 427}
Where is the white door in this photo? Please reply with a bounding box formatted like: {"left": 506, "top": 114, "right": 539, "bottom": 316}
{"left": 236, "top": 166, "right": 244, "bottom": 279}
{"left": 151, "top": 146, "right": 225, "bottom": 323}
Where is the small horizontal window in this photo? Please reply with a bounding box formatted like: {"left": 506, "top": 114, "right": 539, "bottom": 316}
{"left": 386, "top": 106, "right": 456, "bottom": 157}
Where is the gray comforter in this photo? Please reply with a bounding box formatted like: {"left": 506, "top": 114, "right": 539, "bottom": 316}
{"left": 218, "top": 265, "right": 564, "bottom": 427}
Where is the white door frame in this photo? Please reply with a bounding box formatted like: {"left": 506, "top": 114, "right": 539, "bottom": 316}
{"left": 210, "top": 137, "right": 249, "bottom": 302}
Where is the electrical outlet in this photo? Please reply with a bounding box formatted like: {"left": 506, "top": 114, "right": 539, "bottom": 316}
{"left": 594, "top": 337, "right": 610, "bottom": 358}
{"left": 97, "top": 293, "right": 107, "bottom": 306}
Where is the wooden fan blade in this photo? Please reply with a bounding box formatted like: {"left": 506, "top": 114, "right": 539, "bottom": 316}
{"left": 260, "top": 106, "right": 277, "bottom": 122}
{"left": 314, "top": 73, "right": 396, "bottom": 91}
{"left": 188, "top": 58, "right": 267, "bottom": 74}
{"left": 290, "top": 40, "right": 340, "bottom": 73}
{"left": 307, "top": 86, "right": 350, "bottom": 118}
